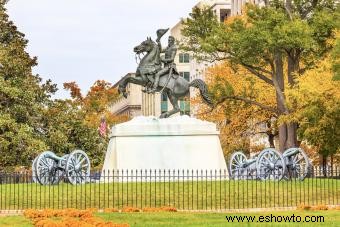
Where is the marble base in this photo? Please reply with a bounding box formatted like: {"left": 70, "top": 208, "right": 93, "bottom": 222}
{"left": 101, "top": 116, "right": 227, "bottom": 181}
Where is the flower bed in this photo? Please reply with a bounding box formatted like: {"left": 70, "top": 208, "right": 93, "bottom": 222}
{"left": 24, "top": 209, "right": 129, "bottom": 227}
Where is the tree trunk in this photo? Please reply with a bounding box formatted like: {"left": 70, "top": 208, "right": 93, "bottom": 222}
{"left": 278, "top": 124, "right": 287, "bottom": 152}
{"left": 268, "top": 134, "right": 275, "bottom": 148}
{"left": 266, "top": 120, "right": 276, "bottom": 148}
{"left": 287, "top": 52, "right": 299, "bottom": 85}
{"left": 267, "top": 129, "right": 276, "bottom": 148}
{"left": 286, "top": 52, "right": 300, "bottom": 149}
{"left": 330, "top": 155, "right": 333, "bottom": 175}
{"left": 322, "top": 155, "right": 327, "bottom": 177}
{"left": 274, "top": 51, "right": 290, "bottom": 152}
{"left": 286, "top": 122, "right": 298, "bottom": 148}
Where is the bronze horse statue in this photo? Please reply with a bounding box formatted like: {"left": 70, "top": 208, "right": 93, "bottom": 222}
{"left": 118, "top": 37, "right": 212, "bottom": 118}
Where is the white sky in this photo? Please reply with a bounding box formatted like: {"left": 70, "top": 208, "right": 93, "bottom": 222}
{"left": 6, "top": 0, "right": 198, "bottom": 98}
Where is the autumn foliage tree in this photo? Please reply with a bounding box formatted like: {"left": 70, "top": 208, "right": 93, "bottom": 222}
{"left": 182, "top": 1, "right": 339, "bottom": 151}
{"left": 193, "top": 62, "right": 277, "bottom": 156}
{"left": 58, "top": 80, "right": 128, "bottom": 166}
{"left": 64, "top": 80, "right": 128, "bottom": 129}
{"left": 285, "top": 53, "right": 340, "bottom": 166}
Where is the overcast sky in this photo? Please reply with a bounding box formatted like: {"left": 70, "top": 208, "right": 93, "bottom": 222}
{"left": 6, "top": 0, "right": 198, "bottom": 98}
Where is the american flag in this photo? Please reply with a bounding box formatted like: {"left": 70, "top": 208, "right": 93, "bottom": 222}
{"left": 99, "top": 119, "right": 107, "bottom": 137}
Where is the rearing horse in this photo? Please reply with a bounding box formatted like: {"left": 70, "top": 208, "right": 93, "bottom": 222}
{"left": 118, "top": 37, "right": 212, "bottom": 118}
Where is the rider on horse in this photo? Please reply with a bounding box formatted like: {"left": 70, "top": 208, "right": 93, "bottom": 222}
{"left": 149, "top": 34, "right": 178, "bottom": 93}
{"left": 119, "top": 28, "right": 213, "bottom": 118}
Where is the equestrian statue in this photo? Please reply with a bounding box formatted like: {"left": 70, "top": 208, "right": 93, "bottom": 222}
{"left": 118, "top": 28, "right": 212, "bottom": 118}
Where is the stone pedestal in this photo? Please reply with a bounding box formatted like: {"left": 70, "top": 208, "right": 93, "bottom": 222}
{"left": 101, "top": 116, "right": 227, "bottom": 177}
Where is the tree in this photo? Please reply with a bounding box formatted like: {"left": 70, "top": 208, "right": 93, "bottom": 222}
{"left": 181, "top": 1, "right": 339, "bottom": 151}
{"left": 64, "top": 80, "right": 129, "bottom": 129}
{"left": 60, "top": 80, "right": 129, "bottom": 166}
{"left": 284, "top": 55, "right": 340, "bottom": 168}
{"left": 331, "top": 36, "right": 340, "bottom": 80}
{"left": 0, "top": 1, "right": 57, "bottom": 167}
{"left": 42, "top": 100, "right": 107, "bottom": 167}
{"left": 193, "top": 61, "right": 277, "bottom": 156}
{"left": 0, "top": 1, "right": 124, "bottom": 168}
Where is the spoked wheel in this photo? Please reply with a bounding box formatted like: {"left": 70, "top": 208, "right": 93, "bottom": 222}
{"left": 283, "top": 148, "right": 310, "bottom": 180}
{"left": 256, "top": 148, "right": 286, "bottom": 181}
{"left": 229, "top": 151, "right": 249, "bottom": 180}
{"left": 65, "top": 150, "right": 90, "bottom": 185}
{"left": 35, "top": 151, "right": 62, "bottom": 185}
{"left": 32, "top": 156, "right": 38, "bottom": 183}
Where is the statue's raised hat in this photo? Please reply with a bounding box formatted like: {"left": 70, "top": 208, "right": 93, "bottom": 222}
{"left": 156, "top": 28, "right": 169, "bottom": 40}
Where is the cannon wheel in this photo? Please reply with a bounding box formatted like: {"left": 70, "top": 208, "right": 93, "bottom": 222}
{"left": 35, "top": 151, "right": 62, "bottom": 185}
{"left": 256, "top": 148, "right": 286, "bottom": 181}
{"left": 65, "top": 150, "right": 90, "bottom": 185}
{"left": 32, "top": 156, "right": 38, "bottom": 183}
{"left": 283, "top": 148, "right": 310, "bottom": 180}
{"left": 229, "top": 151, "right": 248, "bottom": 180}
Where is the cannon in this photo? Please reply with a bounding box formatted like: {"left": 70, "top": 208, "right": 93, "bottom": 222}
{"left": 229, "top": 147, "right": 310, "bottom": 181}
{"left": 229, "top": 151, "right": 257, "bottom": 180}
{"left": 32, "top": 150, "right": 90, "bottom": 185}
{"left": 281, "top": 148, "right": 310, "bottom": 180}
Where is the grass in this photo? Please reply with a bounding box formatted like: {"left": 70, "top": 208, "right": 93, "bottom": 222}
{"left": 0, "top": 215, "right": 32, "bottom": 227}
{"left": 97, "top": 210, "right": 340, "bottom": 226}
{"left": 0, "top": 178, "right": 339, "bottom": 210}
{"left": 0, "top": 210, "right": 340, "bottom": 226}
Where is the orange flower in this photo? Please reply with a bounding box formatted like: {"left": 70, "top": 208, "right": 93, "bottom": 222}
{"left": 104, "top": 208, "right": 119, "bottom": 213}
{"left": 121, "top": 207, "right": 140, "bottom": 213}
{"left": 23, "top": 208, "right": 130, "bottom": 227}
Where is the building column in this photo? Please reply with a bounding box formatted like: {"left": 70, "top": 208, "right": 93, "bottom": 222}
{"left": 231, "top": 0, "right": 236, "bottom": 16}
{"left": 238, "top": 0, "right": 242, "bottom": 15}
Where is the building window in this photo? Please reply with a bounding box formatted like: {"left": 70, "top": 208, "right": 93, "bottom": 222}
{"left": 220, "top": 9, "right": 230, "bottom": 22}
{"left": 161, "top": 93, "right": 168, "bottom": 112}
{"left": 179, "top": 94, "right": 190, "bottom": 116}
{"left": 179, "top": 53, "right": 190, "bottom": 63}
{"left": 161, "top": 93, "right": 168, "bottom": 101}
{"left": 180, "top": 100, "right": 190, "bottom": 116}
{"left": 179, "top": 72, "right": 190, "bottom": 81}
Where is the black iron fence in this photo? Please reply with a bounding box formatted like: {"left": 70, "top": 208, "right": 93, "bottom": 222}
{"left": 0, "top": 167, "right": 339, "bottom": 211}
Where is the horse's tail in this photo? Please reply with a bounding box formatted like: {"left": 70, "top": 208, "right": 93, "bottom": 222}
{"left": 189, "top": 79, "right": 213, "bottom": 106}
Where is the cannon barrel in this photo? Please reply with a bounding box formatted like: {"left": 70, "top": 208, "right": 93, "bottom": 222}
{"left": 243, "top": 158, "right": 256, "bottom": 167}
{"left": 44, "top": 152, "right": 63, "bottom": 162}
{"left": 282, "top": 148, "right": 300, "bottom": 158}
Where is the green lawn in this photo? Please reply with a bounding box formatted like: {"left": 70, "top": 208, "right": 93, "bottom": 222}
{"left": 0, "top": 210, "right": 339, "bottom": 227}
{"left": 0, "top": 215, "right": 32, "bottom": 227}
{"left": 97, "top": 210, "right": 340, "bottom": 226}
{"left": 0, "top": 178, "right": 339, "bottom": 210}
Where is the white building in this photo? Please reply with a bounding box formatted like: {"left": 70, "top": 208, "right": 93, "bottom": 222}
{"left": 231, "top": 0, "right": 265, "bottom": 15}
{"left": 109, "top": 73, "right": 142, "bottom": 118}
{"left": 142, "top": 0, "right": 232, "bottom": 117}
{"left": 111, "top": 0, "right": 263, "bottom": 118}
